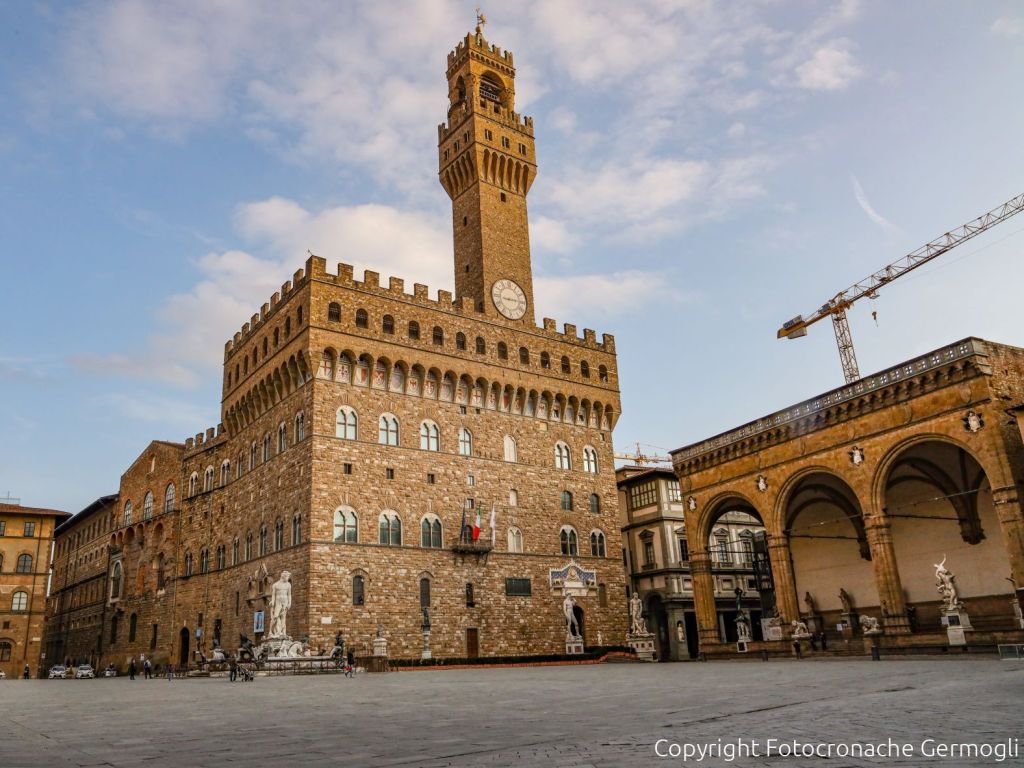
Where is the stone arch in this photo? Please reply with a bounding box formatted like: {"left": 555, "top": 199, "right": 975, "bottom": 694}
{"left": 695, "top": 492, "right": 764, "bottom": 549}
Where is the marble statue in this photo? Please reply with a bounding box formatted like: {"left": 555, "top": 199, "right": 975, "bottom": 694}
{"left": 563, "top": 593, "right": 581, "bottom": 639}
{"left": 839, "top": 588, "right": 854, "bottom": 614}
{"left": 934, "top": 556, "right": 961, "bottom": 611}
{"left": 860, "top": 615, "right": 881, "bottom": 634}
{"left": 791, "top": 619, "right": 810, "bottom": 637}
{"left": 267, "top": 571, "right": 292, "bottom": 638}
{"left": 629, "top": 592, "right": 647, "bottom": 635}
{"left": 803, "top": 591, "right": 817, "bottom": 616}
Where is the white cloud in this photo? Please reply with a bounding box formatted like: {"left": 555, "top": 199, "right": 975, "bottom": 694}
{"left": 990, "top": 17, "right": 1024, "bottom": 38}
{"left": 535, "top": 270, "right": 683, "bottom": 322}
{"left": 851, "top": 175, "right": 901, "bottom": 234}
{"left": 727, "top": 122, "right": 747, "bottom": 138}
{"left": 531, "top": 216, "right": 579, "bottom": 255}
{"left": 795, "top": 43, "right": 862, "bottom": 91}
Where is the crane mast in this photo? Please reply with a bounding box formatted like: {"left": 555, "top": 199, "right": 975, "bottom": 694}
{"left": 779, "top": 193, "right": 1024, "bottom": 383}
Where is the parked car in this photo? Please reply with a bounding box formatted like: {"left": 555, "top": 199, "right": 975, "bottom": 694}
{"left": 48, "top": 665, "right": 67, "bottom": 679}
{"left": 103, "top": 665, "right": 117, "bottom": 677}
{"left": 75, "top": 665, "right": 95, "bottom": 679}
{"left": 0, "top": 669, "right": 6, "bottom": 679}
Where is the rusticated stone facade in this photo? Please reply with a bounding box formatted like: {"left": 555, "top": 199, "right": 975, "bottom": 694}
{"left": 45, "top": 26, "right": 626, "bottom": 670}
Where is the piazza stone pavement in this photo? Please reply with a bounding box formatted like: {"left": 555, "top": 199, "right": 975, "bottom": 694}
{"left": 2, "top": 658, "right": 1022, "bottom": 768}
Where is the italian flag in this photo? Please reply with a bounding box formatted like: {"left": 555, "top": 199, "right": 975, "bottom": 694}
{"left": 472, "top": 506, "right": 482, "bottom": 541}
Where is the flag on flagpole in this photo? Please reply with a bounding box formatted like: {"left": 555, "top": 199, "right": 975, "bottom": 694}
{"left": 489, "top": 502, "right": 497, "bottom": 546}
{"left": 472, "top": 505, "right": 482, "bottom": 541}
{"left": 460, "top": 505, "right": 468, "bottom": 543}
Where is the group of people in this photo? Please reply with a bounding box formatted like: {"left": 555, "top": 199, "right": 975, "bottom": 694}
{"left": 125, "top": 657, "right": 154, "bottom": 680}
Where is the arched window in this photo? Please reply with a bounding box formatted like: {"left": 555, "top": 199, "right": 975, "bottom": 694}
{"left": 0, "top": 640, "right": 12, "bottom": 661}
{"left": 336, "top": 407, "right": 358, "bottom": 440}
{"left": 560, "top": 526, "right": 578, "bottom": 556}
{"left": 249, "top": 442, "right": 258, "bottom": 470}
{"left": 560, "top": 490, "right": 574, "bottom": 511}
{"left": 259, "top": 525, "right": 268, "bottom": 556}
{"left": 232, "top": 538, "right": 239, "bottom": 565}
{"left": 272, "top": 519, "right": 283, "bottom": 551}
{"left": 262, "top": 433, "right": 271, "bottom": 462}
{"left": 295, "top": 411, "right": 305, "bottom": 441}
{"left": 164, "top": 483, "right": 176, "bottom": 513}
{"left": 12, "top": 590, "right": 28, "bottom": 611}
{"left": 590, "top": 530, "right": 606, "bottom": 557}
{"left": 156, "top": 552, "right": 166, "bottom": 589}
{"left": 382, "top": 314, "right": 395, "bottom": 334}
{"left": 589, "top": 493, "right": 601, "bottom": 514}
{"left": 432, "top": 326, "right": 444, "bottom": 346}
{"left": 420, "top": 576, "right": 431, "bottom": 607}
{"left": 509, "top": 489, "right": 518, "bottom": 507}
{"left": 245, "top": 531, "right": 253, "bottom": 561}
{"left": 456, "top": 332, "right": 467, "bottom": 350}
{"left": 220, "top": 460, "right": 230, "bottom": 486}
{"left": 420, "top": 516, "right": 442, "bottom": 548}
{"left": 184, "top": 552, "right": 193, "bottom": 576}
{"left": 507, "top": 526, "right": 523, "bottom": 553}
{"left": 379, "top": 512, "right": 402, "bottom": 546}
{"left": 475, "top": 336, "right": 486, "bottom": 354}
{"left": 328, "top": 302, "right": 341, "bottom": 322}
{"left": 199, "top": 548, "right": 209, "bottom": 574}
{"left": 503, "top": 435, "right": 517, "bottom": 462}
{"left": 583, "top": 446, "right": 599, "bottom": 474}
{"left": 17, "top": 553, "right": 33, "bottom": 574}
{"left": 355, "top": 308, "right": 368, "bottom": 328}
{"left": 599, "top": 364, "right": 609, "bottom": 383}
{"left": 110, "top": 615, "right": 118, "bottom": 644}
{"left": 519, "top": 346, "right": 529, "bottom": 364}
{"left": 292, "top": 513, "right": 301, "bottom": 545}
{"left": 458, "top": 428, "right": 473, "bottom": 456}
{"left": 352, "top": 575, "right": 365, "bottom": 605}
{"left": 123, "top": 501, "right": 133, "bottom": 526}
{"left": 216, "top": 545, "right": 226, "bottom": 570}
{"left": 278, "top": 422, "right": 287, "bottom": 453}
{"left": 142, "top": 492, "right": 153, "bottom": 520}
{"left": 273, "top": 327, "right": 279, "bottom": 347}
{"left": 378, "top": 414, "right": 400, "bottom": 446}
{"left": 554, "top": 442, "right": 572, "bottom": 470}
{"left": 497, "top": 342, "right": 508, "bottom": 360}
{"left": 580, "top": 360, "right": 590, "bottom": 378}
{"left": 204, "top": 466, "right": 214, "bottom": 492}
{"left": 334, "top": 507, "right": 358, "bottom": 543}
{"left": 408, "top": 320, "right": 420, "bottom": 339}
{"left": 540, "top": 352, "right": 551, "bottom": 369}
{"left": 129, "top": 612, "right": 138, "bottom": 642}
{"left": 419, "top": 421, "right": 440, "bottom": 451}
{"left": 561, "top": 356, "right": 571, "bottom": 374}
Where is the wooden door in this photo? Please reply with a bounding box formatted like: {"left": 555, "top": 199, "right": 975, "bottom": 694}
{"left": 466, "top": 627, "right": 479, "bottom": 658}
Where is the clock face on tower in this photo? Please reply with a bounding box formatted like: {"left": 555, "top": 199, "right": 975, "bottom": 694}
{"left": 491, "top": 279, "right": 528, "bottom": 320}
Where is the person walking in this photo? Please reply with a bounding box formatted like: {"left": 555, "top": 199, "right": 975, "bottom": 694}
{"left": 229, "top": 655, "right": 237, "bottom": 683}
{"left": 143, "top": 658, "right": 152, "bottom": 679}
{"left": 346, "top": 648, "right": 355, "bottom": 678}
{"left": 166, "top": 663, "right": 174, "bottom": 681}
{"left": 23, "top": 664, "right": 30, "bottom": 680}
{"left": 128, "top": 658, "right": 137, "bottom": 680}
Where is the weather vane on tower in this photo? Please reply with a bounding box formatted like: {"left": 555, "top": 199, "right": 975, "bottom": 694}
{"left": 475, "top": 7, "right": 487, "bottom": 34}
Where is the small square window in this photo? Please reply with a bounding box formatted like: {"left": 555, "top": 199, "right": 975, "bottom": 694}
{"left": 386, "top": 468, "right": 395, "bottom": 480}
{"left": 459, "top": 405, "right": 467, "bottom": 414}
{"left": 465, "top": 498, "right": 475, "bottom": 509}
{"left": 467, "top": 475, "right": 475, "bottom": 486}
{"left": 427, "top": 473, "right": 436, "bottom": 484}
{"left": 343, "top": 463, "right": 353, "bottom": 475}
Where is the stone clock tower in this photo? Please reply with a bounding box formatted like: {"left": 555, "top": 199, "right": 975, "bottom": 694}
{"left": 438, "top": 20, "right": 537, "bottom": 324}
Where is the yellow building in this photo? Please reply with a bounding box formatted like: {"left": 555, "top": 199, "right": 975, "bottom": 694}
{"left": 1, "top": 501, "right": 69, "bottom": 678}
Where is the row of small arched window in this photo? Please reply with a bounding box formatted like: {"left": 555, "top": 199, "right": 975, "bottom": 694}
{"left": 331, "top": 507, "right": 606, "bottom": 555}
{"left": 122, "top": 484, "right": 176, "bottom": 526}
{"left": 180, "top": 515, "right": 303, "bottom": 576}
{"left": 227, "top": 305, "right": 304, "bottom": 388}
{"left": 327, "top": 303, "right": 609, "bottom": 382}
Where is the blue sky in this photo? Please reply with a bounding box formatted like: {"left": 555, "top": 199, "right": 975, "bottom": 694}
{"left": 2, "top": 1, "right": 1023, "bottom": 512}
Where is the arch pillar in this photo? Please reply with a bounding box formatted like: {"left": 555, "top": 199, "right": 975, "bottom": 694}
{"left": 991, "top": 485, "right": 1024, "bottom": 611}
{"left": 690, "top": 551, "right": 720, "bottom": 646}
{"left": 767, "top": 536, "right": 799, "bottom": 628}
{"left": 865, "top": 507, "right": 911, "bottom": 634}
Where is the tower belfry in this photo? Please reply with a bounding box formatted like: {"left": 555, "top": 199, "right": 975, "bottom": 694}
{"left": 438, "top": 24, "right": 537, "bottom": 324}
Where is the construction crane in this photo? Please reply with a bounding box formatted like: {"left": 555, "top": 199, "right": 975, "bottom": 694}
{"left": 778, "top": 192, "right": 1024, "bottom": 383}
{"left": 614, "top": 442, "right": 672, "bottom": 466}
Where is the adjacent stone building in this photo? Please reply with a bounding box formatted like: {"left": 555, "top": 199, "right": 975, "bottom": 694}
{"left": 45, "top": 24, "right": 626, "bottom": 670}
{"left": 1, "top": 501, "right": 68, "bottom": 677}
{"left": 672, "top": 338, "right": 1024, "bottom": 655}
{"left": 617, "top": 467, "right": 764, "bottom": 660}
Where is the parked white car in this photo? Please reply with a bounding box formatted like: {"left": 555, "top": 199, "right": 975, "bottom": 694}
{"left": 103, "top": 666, "right": 117, "bottom": 677}
{"left": 75, "top": 665, "right": 95, "bottom": 679}
{"left": 0, "top": 669, "right": 6, "bottom": 679}
{"left": 48, "top": 665, "right": 67, "bottom": 679}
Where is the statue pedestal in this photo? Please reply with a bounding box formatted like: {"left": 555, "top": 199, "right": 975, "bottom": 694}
{"left": 627, "top": 632, "right": 656, "bottom": 661}
{"left": 944, "top": 608, "right": 972, "bottom": 646}
{"left": 373, "top": 636, "right": 388, "bottom": 658}
{"left": 421, "top": 630, "right": 432, "bottom": 661}
{"left": 565, "top": 635, "right": 584, "bottom": 655}
{"left": 261, "top": 636, "right": 305, "bottom": 659}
